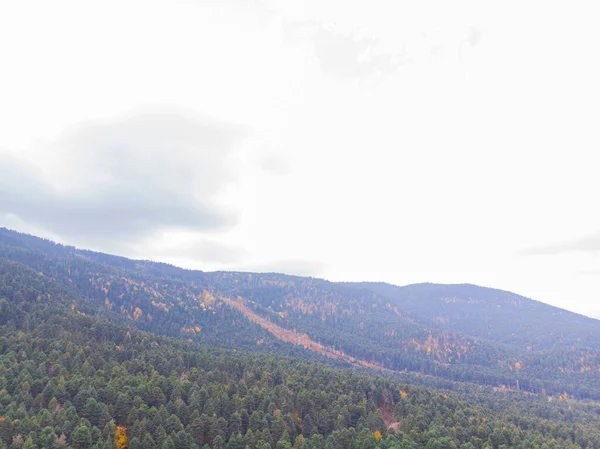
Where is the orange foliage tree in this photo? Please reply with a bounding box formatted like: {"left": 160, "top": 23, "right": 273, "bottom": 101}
{"left": 115, "top": 426, "right": 128, "bottom": 449}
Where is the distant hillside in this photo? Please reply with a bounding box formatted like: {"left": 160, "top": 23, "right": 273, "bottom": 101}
{"left": 348, "top": 282, "right": 600, "bottom": 349}
{"left": 2, "top": 227, "right": 600, "bottom": 399}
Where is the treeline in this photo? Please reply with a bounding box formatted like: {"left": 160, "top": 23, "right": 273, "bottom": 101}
{"left": 1, "top": 261, "right": 600, "bottom": 448}
{"left": 2, "top": 312, "right": 600, "bottom": 448}
{"left": 3, "top": 227, "right": 600, "bottom": 400}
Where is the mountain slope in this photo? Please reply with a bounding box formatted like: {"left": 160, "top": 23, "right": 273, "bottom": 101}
{"left": 2, "top": 227, "right": 600, "bottom": 399}
{"left": 350, "top": 282, "right": 600, "bottom": 349}
{"left": 3, "top": 276, "right": 600, "bottom": 449}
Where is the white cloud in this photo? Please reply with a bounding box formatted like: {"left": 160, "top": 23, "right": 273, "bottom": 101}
{"left": 0, "top": 108, "right": 246, "bottom": 253}
{"left": 1, "top": 0, "right": 599, "bottom": 316}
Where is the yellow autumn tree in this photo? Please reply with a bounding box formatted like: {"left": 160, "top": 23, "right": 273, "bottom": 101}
{"left": 373, "top": 430, "right": 382, "bottom": 440}
{"left": 515, "top": 361, "right": 523, "bottom": 371}
{"left": 115, "top": 426, "right": 128, "bottom": 449}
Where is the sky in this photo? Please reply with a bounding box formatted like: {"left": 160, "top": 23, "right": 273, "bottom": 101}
{"left": 1, "top": 0, "right": 599, "bottom": 317}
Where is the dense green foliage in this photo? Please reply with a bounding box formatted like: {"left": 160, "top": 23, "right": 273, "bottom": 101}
{"left": 349, "top": 282, "right": 600, "bottom": 349}
{"left": 3, "top": 229, "right": 600, "bottom": 447}
{"left": 2, "top": 228, "right": 600, "bottom": 399}
{"left": 2, "top": 272, "right": 600, "bottom": 448}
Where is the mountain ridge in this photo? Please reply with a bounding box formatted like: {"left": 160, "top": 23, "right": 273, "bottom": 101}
{"left": 2, "top": 226, "right": 600, "bottom": 399}
{"left": 2, "top": 226, "right": 590, "bottom": 318}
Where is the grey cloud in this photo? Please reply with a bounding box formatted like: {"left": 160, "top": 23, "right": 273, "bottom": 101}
{"left": 518, "top": 233, "right": 600, "bottom": 256}
{"left": 286, "top": 20, "right": 483, "bottom": 79}
{"left": 237, "top": 259, "right": 327, "bottom": 277}
{"left": 313, "top": 27, "right": 410, "bottom": 80}
{"left": 254, "top": 151, "right": 293, "bottom": 175}
{"left": 465, "top": 26, "right": 483, "bottom": 48}
{"left": 0, "top": 108, "right": 247, "bottom": 252}
{"left": 458, "top": 26, "right": 484, "bottom": 61}
{"left": 281, "top": 18, "right": 411, "bottom": 81}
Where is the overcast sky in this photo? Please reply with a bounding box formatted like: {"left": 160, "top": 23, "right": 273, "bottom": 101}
{"left": 1, "top": 0, "right": 599, "bottom": 317}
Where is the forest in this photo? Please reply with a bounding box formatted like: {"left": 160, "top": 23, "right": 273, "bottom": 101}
{"left": 3, "top": 275, "right": 600, "bottom": 449}
{"left": 2, "top": 228, "right": 600, "bottom": 448}
{"left": 2, "top": 228, "right": 600, "bottom": 399}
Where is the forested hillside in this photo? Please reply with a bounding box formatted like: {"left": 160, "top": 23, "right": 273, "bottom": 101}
{"left": 2, "top": 258, "right": 600, "bottom": 449}
{"left": 2, "top": 227, "right": 600, "bottom": 401}
{"left": 349, "top": 282, "right": 600, "bottom": 349}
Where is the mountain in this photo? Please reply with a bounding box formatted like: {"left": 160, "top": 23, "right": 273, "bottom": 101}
{"left": 347, "top": 282, "right": 600, "bottom": 349}
{"left": 2, "top": 227, "right": 600, "bottom": 400}
{"left": 3, "top": 228, "right": 600, "bottom": 448}
{"left": 4, "top": 263, "right": 600, "bottom": 449}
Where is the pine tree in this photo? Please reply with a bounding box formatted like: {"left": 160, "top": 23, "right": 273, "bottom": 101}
{"left": 72, "top": 426, "right": 93, "bottom": 449}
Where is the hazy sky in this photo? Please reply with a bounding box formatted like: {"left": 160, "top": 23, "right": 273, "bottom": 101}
{"left": 1, "top": 0, "right": 599, "bottom": 317}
